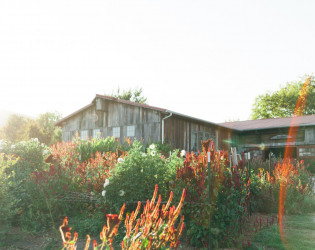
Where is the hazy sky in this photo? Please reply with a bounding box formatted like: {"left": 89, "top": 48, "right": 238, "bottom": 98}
{"left": 0, "top": 0, "right": 314, "bottom": 123}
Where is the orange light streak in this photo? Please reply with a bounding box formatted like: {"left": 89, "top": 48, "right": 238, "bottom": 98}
{"left": 279, "top": 77, "right": 311, "bottom": 245}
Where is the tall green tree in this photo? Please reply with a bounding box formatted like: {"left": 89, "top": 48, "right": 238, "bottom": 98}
{"left": 251, "top": 75, "right": 315, "bottom": 119}
{"left": 110, "top": 87, "right": 147, "bottom": 104}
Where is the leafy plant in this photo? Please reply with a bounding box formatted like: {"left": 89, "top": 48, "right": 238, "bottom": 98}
{"left": 59, "top": 185, "right": 186, "bottom": 250}
{"left": 104, "top": 141, "right": 183, "bottom": 212}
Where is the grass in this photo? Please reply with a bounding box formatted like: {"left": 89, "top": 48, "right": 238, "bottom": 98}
{"left": 249, "top": 213, "right": 315, "bottom": 250}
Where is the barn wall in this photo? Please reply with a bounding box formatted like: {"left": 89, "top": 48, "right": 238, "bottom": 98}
{"left": 163, "top": 116, "right": 220, "bottom": 151}
{"left": 61, "top": 99, "right": 161, "bottom": 144}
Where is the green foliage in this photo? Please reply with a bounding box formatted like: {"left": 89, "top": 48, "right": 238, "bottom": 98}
{"left": 0, "top": 139, "right": 49, "bottom": 228}
{"left": 75, "top": 136, "right": 131, "bottom": 162}
{"left": 110, "top": 87, "right": 147, "bottom": 104}
{"left": 0, "top": 114, "right": 30, "bottom": 142}
{"left": 0, "top": 112, "right": 62, "bottom": 145}
{"left": 0, "top": 154, "right": 19, "bottom": 228}
{"left": 69, "top": 211, "right": 105, "bottom": 237}
{"left": 35, "top": 112, "right": 62, "bottom": 145}
{"left": 104, "top": 141, "right": 183, "bottom": 212}
{"left": 251, "top": 75, "right": 315, "bottom": 119}
{"left": 153, "top": 141, "right": 173, "bottom": 157}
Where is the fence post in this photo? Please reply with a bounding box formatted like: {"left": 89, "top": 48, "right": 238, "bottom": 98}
{"left": 248, "top": 152, "right": 251, "bottom": 216}
{"left": 207, "top": 149, "right": 212, "bottom": 250}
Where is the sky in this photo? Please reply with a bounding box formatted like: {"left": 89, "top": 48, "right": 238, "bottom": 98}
{"left": 0, "top": 0, "right": 315, "bottom": 123}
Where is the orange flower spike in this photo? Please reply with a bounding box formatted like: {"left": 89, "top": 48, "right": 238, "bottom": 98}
{"left": 129, "top": 211, "right": 135, "bottom": 227}
{"left": 133, "top": 201, "right": 141, "bottom": 219}
{"left": 150, "top": 184, "right": 158, "bottom": 208}
{"left": 134, "top": 219, "right": 140, "bottom": 235}
{"left": 163, "top": 191, "right": 173, "bottom": 213}
{"left": 63, "top": 217, "right": 68, "bottom": 226}
{"left": 151, "top": 195, "right": 162, "bottom": 218}
{"left": 126, "top": 222, "right": 131, "bottom": 238}
{"left": 84, "top": 235, "right": 91, "bottom": 250}
{"left": 93, "top": 240, "right": 98, "bottom": 249}
{"left": 100, "top": 231, "right": 104, "bottom": 241}
{"left": 73, "top": 231, "right": 78, "bottom": 242}
{"left": 147, "top": 236, "right": 153, "bottom": 249}
{"left": 121, "top": 240, "right": 125, "bottom": 249}
{"left": 153, "top": 218, "right": 162, "bottom": 231}
{"left": 119, "top": 203, "right": 125, "bottom": 220}
{"left": 140, "top": 214, "right": 145, "bottom": 227}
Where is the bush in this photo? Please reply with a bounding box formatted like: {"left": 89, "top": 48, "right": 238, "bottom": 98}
{"left": 0, "top": 139, "right": 49, "bottom": 227}
{"left": 104, "top": 141, "right": 184, "bottom": 212}
{"left": 172, "top": 140, "right": 257, "bottom": 248}
{"left": 0, "top": 154, "right": 19, "bottom": 228}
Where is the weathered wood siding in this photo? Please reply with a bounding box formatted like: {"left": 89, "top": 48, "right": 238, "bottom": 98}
{"left": 216, "top": 126, "right": 236, "bottom": 151}
{"left": 163, "top": 116, "right": 218, "bottom": 151}
{"left": 61, "top": 99, "right": 161, "bottom": 145}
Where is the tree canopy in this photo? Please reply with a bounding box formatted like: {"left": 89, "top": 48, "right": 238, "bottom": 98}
{"left": 110, "top": 87, "right": 147, "bottom": 104}
{"left": 251, "top": 76, "right": 315, "bottom": 119}
{"left": 0, "top": 111, "right": 62, "bottom": 145}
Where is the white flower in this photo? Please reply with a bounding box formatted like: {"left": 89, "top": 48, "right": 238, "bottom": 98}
{"left": 43, "top": 150, "right": 49, "bottom": 155}
{"left": 102, "top": 190, "right": 106, "bottom": 197}
{"left": 11, "top": 145, "right": 15, "bottom": 149}
{"left": 33, "top": 138, "right": 39, "bottom": 142}
{"left": 150, "top": 151, "right": 156, "bottom": 157}
{"left": 140, "top": 168, "right": 143, "bottom": 173}
{"left": 118, "top": 158, "right": 124, "bottom": 163}
{"left": 149, "top": 144, "right": 155, "bottom": 150}
{"left": 142, "top": 153, "right": 147, "bottom": 157}
{"left": 41, "top": 143, "right": 45, "bottom": 147}
{"left": 180, "top": 150, "right": 186, "bottom": 157}
{"left": 103, "top": 179, "right": 109, "bottom": 188}
{"left": 119, "top": 190, "right": 125, "bottom": 196}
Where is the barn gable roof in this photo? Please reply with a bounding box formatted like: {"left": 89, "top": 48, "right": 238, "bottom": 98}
{"left": 220, "top": 115, "right": 315, "bottom": 131}
{"left": 55, "top": 94, "right": 225, "bottom": 128}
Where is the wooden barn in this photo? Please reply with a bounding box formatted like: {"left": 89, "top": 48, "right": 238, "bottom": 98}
{"left": 220, "top": 115, "right": 315, "bottom": 160}
{"left": 55, "top": 94, "right": 233, "bottom": 152}
{"left": 55, "top": 95, "right": 315, "bottom": 159}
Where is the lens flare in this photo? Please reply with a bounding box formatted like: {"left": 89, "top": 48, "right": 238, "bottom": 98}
{"left": 279, "top": 77, "right": 311, "bottom": 246}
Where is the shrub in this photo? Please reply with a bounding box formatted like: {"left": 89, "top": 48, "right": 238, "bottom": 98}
{"left": 0, "top": 139, "right": 49, "bottom": 227}
{"left": 104, "top": 141, "right": 184, "bottom": 212}
{"left": 173, "top": 140, "right": 260, "bottom": 248}
{"left": 0, "top": 154, "right": 19, "bottom": 228}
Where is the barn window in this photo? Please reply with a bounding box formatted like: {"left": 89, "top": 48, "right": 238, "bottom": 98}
{"left": 191, "top": 132, "right": 198, "bottom": 152}
{"left": 127, "top": 125, "right": 135, "bottom": 137}
{"left": 299, "top": 147, "right": 315, "bottom": 157}
{"left": 191, "top": 131, "right": 215, "bottom": 152}
{"left": 93, "top": 129, "right": 101, "bottom": 138}
{"left": 80, "top": 130, "right": 89, "bottom": 140}
{"left": 112, "top": 127, "right": 120, "bottom": 138}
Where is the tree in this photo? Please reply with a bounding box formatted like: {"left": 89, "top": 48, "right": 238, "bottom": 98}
{"left": 110, "top": 87, "right": 147, "bottom": 104}
{"left": 251, "top": 76, "right": 315, "bottom": 119}
{"left": 36, "top": 112, "right": 62, "bottom": 145}
{"left": 0, "top": 114, "right": 30, "bottom": 143}
{"left": 0, "top": 112, "right": 62, "bottom": 145}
